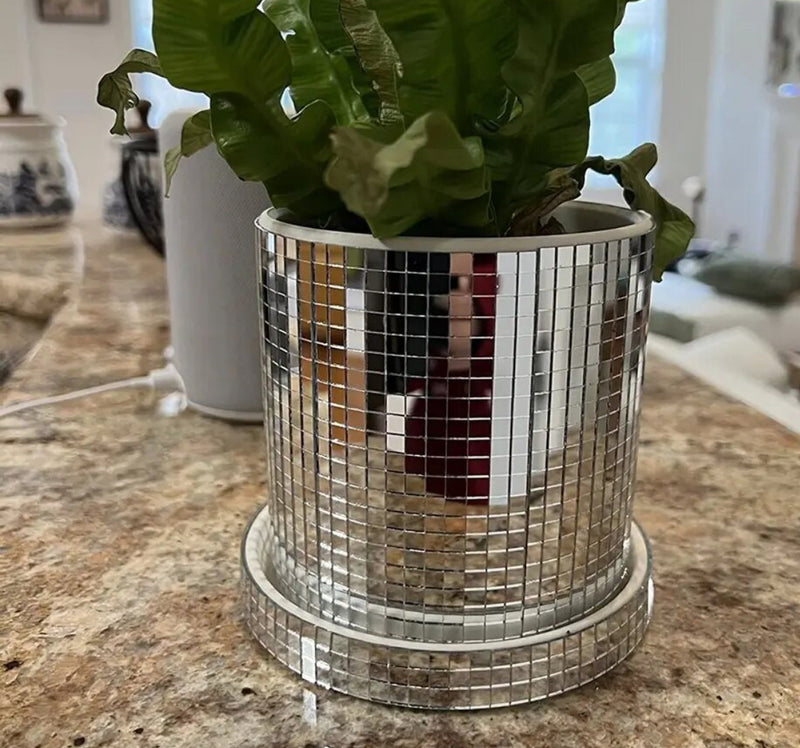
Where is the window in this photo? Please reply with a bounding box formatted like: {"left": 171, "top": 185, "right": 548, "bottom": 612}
{"left": 129, "top": 0, "right": 206, "bottom": 126}
{"left": 588, "top": 0, "right": 666, "bottom": 184}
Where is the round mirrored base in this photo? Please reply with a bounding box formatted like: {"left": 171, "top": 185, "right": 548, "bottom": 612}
{"left": 241, "top": 505, "right": 654, "bottom": 711}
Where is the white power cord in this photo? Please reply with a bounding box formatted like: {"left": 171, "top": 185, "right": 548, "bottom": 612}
{"left": 0, "top": 364, "right": 185, "bottom": 420}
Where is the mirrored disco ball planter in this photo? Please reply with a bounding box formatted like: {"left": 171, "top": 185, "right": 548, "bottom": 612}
{"left": 241, "top": 202, "right": 656, "bottom": 710}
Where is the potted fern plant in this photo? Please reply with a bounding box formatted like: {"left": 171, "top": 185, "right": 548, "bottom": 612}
{"left": 100, "top": 0, "right": 694, "bottom": 710}
{"left": 99, "top": 0, "right": 691, "bottom": 265}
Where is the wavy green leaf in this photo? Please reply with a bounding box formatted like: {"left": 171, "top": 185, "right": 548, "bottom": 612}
{"left": 310, "top": 0, "right": 351, "bottom": 52}
{"left": 568, "top": 144, "right": 696, "bottom": 280}
{"left": 325, "top": 111, "right": 492, "bottom": 237}
{"left": 575, "top": 0, "right": 638, "bottom": 107}
{"left": 490, "top": 0, "right": 619, "bottom": 228}
{"left": 264, "top": 0, "right": 368, "bottom": 124}
{"left": 509, "top": 167, "right": 581, "bottom": 237}
{"left": 164, "top": 110, "right": 214, "bottom": 196}
{"left": 503, "top": 0, "right": 618, "bottom": 117}
{"left": 363, "top": 0, "right": 517, "bottom": 131}
{"left": 577, "top": 57, "right": 617, "bottom": 106}
{"left": 211, "top": 94, "right": 340, "bottom": 217}
{"left": 151, "top": 0, "right": 342, "bottom": 220}
{"left": 616, "top": 0, "right": 641, "bottom": 26}
{"left": 339, "top": 0, "right": 402, "bottom": 124}
{"left": 490, "top": 73, "right": 590, "bottom": 226}
{"left": 96, "top": 49, "right": 163, "bottom": 135}
{"left": 307, "top": 0, "right": 381, "bottom": 118}
{"left": 153, "top": 0, "right": 289, "bottom": 100}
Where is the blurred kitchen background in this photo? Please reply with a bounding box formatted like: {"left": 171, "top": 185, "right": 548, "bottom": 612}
{"left": 1, "top": 0, "right": 796, "bottom": 261}
{"left": 2, "top": 0, "right": 800, "bottom": 413}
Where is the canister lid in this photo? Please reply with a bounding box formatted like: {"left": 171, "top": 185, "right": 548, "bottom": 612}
{"left": 110, "top": 100, "right": 156, "bottom": 146}
{"left": 0, "top": 88, "right": 63, "bottom": 127}
{"left": 129, "top": 100, "right": 155, "bottom": 135}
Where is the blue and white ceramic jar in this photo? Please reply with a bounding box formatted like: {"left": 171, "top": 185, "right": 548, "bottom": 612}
{"left": 0, "top": 88, "right": 78, "bottom": 229}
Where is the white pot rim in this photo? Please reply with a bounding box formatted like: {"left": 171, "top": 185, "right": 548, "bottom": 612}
{"left": 256, "top": 201, "right": 655, "bottom": 252}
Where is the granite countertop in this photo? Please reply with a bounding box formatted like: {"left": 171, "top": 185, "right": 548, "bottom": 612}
{"left": 0, "top": 229, "right": 78, "bottom": 383}
{"left": 2, "top": 227, "right": 799, "bottom": 748}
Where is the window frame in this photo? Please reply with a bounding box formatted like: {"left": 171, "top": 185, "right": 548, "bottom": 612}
{"left": 584, "top": 0, "right": 667, "bottom": 199}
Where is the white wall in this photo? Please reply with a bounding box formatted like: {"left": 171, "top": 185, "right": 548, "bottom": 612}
{"left": 766, "top": 97, "right": 800, "bottom": 265}
{"left": 0, "top": 0, "right": 132, "bottom": 222}
{"left": 702, "top": 0, "right": 800, "bottom": 264}
{"left": 657, "top": 0, "right": 717, "bottom": 216}
{"left": 703, "top": 0, "right": 774, "bottom": 252}
{"left": 0, "top": 0, "right": 34, "bottom": 99}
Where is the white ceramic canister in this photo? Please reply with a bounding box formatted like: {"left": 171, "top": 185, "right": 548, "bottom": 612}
{"left": 0, "top": 88, "right": 78, "bottom": 229}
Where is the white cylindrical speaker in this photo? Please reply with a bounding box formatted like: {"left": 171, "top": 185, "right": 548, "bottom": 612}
{"left": 160, "top": 109, "right": 268, "bottom": 422}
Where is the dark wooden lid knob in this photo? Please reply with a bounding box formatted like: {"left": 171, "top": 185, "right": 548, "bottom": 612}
{"left": 130, "top": 99, "right": 155, "bottom": 134}
{"left": 4, "top": 88, "right": 23, "bottom": 116}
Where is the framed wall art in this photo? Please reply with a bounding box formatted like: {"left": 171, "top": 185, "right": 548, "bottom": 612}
{"left": 37, "top": 0, "right": 109, "bottom": 24}
{"left": 769, "top": 0, "right": 800, "bottom": 90}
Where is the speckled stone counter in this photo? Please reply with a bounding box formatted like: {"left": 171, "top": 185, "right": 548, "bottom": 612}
{"left": 0, "top": 229, "right": 78, "bottom": 383}
{"left": 2, "top": 228, "right": 799, "bottom": 748}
